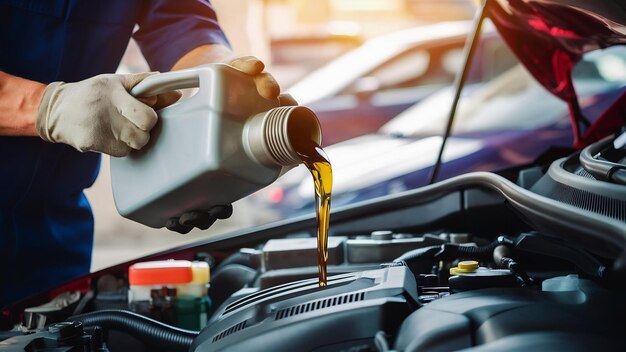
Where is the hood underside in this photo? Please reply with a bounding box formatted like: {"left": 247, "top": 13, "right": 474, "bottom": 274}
{"left": 486, "top": 0, "right": 626, "bottom": 147}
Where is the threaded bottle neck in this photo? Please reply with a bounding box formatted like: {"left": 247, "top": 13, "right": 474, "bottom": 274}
{"left": 244, "top": 106, "right": 322, "bottom": 167}
{"left": 264, "top": 107, "right": 302, "bottom": 165}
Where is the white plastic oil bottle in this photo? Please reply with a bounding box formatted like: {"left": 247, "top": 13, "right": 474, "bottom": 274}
{"left": 110, "top": 64, "right": 322, "bottom": 228}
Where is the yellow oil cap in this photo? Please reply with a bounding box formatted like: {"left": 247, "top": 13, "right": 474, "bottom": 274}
{"left": 458, "top": 261, "right": 479, "bottom": 271}
{"left": 450, "top": 260, "right": 479, "bottom": 275}
{"left": 450, "top": 267, "right": 461, "bottom": 275}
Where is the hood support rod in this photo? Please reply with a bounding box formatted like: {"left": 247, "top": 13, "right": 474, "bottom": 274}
{"left": 428, "top": 0, "right": 488, "bottom": 184}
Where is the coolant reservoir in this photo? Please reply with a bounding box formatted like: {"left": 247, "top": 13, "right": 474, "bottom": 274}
{"left": 128, "top": 260, "right": 211, "bottom": 330}
{"left": 111, "top": 64, "right": 321, "bottom": 228}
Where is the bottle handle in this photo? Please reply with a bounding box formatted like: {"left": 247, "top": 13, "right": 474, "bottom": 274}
{"left": 130, "top": 68, "right": 205, "bottom": 97}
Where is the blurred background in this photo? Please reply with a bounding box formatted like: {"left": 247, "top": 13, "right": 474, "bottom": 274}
{"left": 89, "top": 0, "right": 478, "bottom": 270}
{"left": 88, "top": 0, "right": 626, "bottom": 271}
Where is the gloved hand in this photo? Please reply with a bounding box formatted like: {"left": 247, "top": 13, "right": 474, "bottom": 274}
{"left": 166, "top": 204, "right": 233, "bottom": 234}
{"left": 36, "top": 72, "right": 181, "bottom": 157}
{"left": 226, "top": 56, "right": 298, "bottom": 106}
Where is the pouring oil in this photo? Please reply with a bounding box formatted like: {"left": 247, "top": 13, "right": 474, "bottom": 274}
{"left": 300, "top": 145, "right": 332, "bottom": 287}
{"left": 288, "top": 120, "right": 333, "bottom": 287}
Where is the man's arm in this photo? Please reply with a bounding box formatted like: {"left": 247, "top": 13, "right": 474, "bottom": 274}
{"left": 171, "top": 43, "right": 232, "bottom": 70}
{"left": 0, "top": 71, "right": 46, "bottom": 136}
{"left": 0, "top": 70, "right": 180, "bottom": 156}
{"left": 171, "top": 43, "right": 280, "bottom": 100}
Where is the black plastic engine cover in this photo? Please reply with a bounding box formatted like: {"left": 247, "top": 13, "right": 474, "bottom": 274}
{"left": 192, "top": 266, "right": 418, "bottom": 352}
{"left": 394, "top": 278, "right": 626, "bottom": 351}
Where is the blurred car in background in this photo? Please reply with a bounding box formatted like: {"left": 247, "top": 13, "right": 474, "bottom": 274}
{"left": 406, "top": 0, "right": 477, "bottom": 21}
{"left": 288, "top": 20, "right": 518, "bottom": 145}
{"left": 270, "top": 29, "right": 364, "bottom": 88}
{"left": 256, "top": 45, "right": 626, "bottom": 218}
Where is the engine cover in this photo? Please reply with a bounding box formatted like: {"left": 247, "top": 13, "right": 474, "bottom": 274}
{"left": 394, "top": 278, "right": 626, "bottom": 351}
{"left": 192, "top": 266, "right": 418, "bottom": 352}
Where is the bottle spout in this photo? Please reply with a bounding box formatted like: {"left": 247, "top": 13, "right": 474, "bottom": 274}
{"left": 244, "top": 106, "right": 322, "bottom": 167}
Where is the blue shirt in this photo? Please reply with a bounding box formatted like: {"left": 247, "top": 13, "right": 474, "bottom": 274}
{"left": 0, "top": 0, "right": 229, "bottom": 307}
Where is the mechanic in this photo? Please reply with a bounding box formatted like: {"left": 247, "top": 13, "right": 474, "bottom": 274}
{"left": 0, "top": 1, "right": 285, "bottom": 307}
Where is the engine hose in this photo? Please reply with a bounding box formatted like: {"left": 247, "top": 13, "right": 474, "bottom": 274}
{"left": 501, "top": 256, "right": 533, "bottom": 286}
{"left": 394, "top": 246, "right": 443, "bottom": 275}
{"left": 455, "top": 241, "right": 501, "bottom": 260}
{"left": 394, "top": 236, "right": 514, "bottom": 274}
{"left": 612, "top": 169, "right": 626, "bottom": 186}
{"left": 440, "top": 236, "right": 515, "bottom": 261}
{"left": 69, "top": 309, "right": 198, "bottom": 352}
{"left": 394, "top": 245, "right": 442, "bottom": 262}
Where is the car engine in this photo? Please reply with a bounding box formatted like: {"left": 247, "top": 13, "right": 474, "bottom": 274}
{"left": 1, "top": 135, "right": 625, "bottom": 352}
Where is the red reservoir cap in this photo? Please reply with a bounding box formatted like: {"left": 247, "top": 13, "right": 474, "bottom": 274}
{"left": 129, "top": 260, "right": 193, "bottom": 285}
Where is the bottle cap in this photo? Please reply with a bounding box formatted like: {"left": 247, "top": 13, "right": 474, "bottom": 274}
{"left": 450, "top": 260, "right": 480, "bottom": 275}
{"left": 458, "top": 261, "right": 479, "bottom": 270}
{"left": 129, "top": 260, "right": 193, "bottom": 286}
{"left": 192, "top": 261, "right": 210, "bottom": 284}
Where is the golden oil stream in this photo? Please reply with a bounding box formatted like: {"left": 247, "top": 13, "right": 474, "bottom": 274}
{"left": 289, "top": 122, "right": 332, "bottom": 287}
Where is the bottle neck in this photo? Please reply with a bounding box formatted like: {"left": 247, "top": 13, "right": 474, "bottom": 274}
{"left": 243, "top": 106, "right": 322, "bottom": 167}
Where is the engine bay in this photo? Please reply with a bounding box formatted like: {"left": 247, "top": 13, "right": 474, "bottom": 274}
{"left": 2, "top": 135, "right": 626, "bottom": 351}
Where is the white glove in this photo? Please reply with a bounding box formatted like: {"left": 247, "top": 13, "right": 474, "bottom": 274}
{"left": 36, "top": 72, "right": 181, "bottom": 157}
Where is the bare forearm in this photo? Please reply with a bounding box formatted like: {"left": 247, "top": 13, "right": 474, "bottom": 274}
{"left": 0, "top": 71, "right": 46, "bottom": 136}
{"left": 171, "top": 44, "right": 233, "bottom": 71}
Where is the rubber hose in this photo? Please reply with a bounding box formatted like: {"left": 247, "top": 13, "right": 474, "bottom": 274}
{"left": 69, "top": 309, "right": 198, "bottom": 352}
{"left": 611, "top": 169, "right": 626, "bottom": 186}
{"left": 455, "top": 240, "right": 501, "bottom": 260}
{"left": 217, "top": 250, "right": 260, "bottom": 270}
{"left": 394, "top": 245, "right": 441, "bottom": 262}
{"left": 395, "top": 240, "right": 502, "bottom": 263}
{"left": 374, "top": 331, "right": 391, "bottom": 352}
{"left": 493, "top": 245, "right": 512, "bottom": 268}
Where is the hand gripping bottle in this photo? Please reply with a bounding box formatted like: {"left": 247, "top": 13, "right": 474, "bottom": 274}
{"left": 110, "top": 64, "right": 321, "bottom": 228}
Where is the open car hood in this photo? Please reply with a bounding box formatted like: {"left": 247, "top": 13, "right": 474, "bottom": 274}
{"left": 486, "top": 0, "right": 626, "bottom": 147}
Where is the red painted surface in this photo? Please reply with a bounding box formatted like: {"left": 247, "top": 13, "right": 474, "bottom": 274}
{"left": 486, "top": 0, "right": 626, "bottom": 146}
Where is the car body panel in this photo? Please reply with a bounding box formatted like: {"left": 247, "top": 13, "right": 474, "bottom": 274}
{"left": 486, "top": 0, "right": 626, "bottom": 145}
{"left": 288, "top": 21, "right": 519, "bottom": 145}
